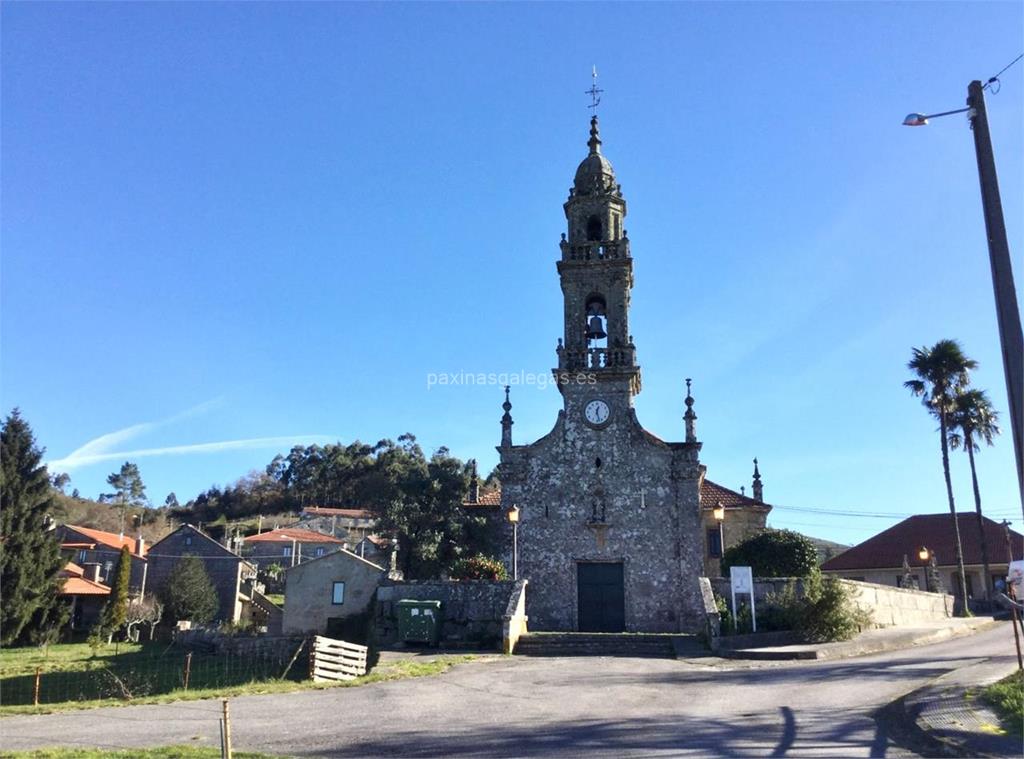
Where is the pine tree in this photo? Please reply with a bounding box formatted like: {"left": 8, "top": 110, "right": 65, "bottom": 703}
{"left": 160, "top": 556, "right": 219, "bottom": 624}
{"left": 98, "top": 545, "right": 132, "bottom": 642}
{"left": 0, "top": 409, "right": 70, "bottom": 645}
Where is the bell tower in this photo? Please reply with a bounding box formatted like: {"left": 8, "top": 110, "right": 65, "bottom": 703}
{"left": 555, "top": 116, "right": 641, "bottom": 409}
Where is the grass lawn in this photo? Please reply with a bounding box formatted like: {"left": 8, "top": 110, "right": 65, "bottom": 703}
{"left": 0, "top": 645, "right": 479, "bottom": 716}
{"left": 1, "top": 641, "right": 297, "bottom": 710}
{"left": 264, "top": 594, "right": 285, "bottom": 606}
{"left": 980, "top": 670, "right": 1023, "bottom": 737}
{"left": 0, "top": 747, "right": 278, "bottom": 758}
{"left": 0, "top": 643, "right": 149, "bottom": 675}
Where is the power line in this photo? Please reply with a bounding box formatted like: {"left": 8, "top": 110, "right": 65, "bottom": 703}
{"left": 984, "top": 52, "right": 1023, "bottom": 91}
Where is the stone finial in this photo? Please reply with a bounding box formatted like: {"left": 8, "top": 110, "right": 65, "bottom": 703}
{"left": 468, "top": 460, "right": 480, "bottom": 504}
{"left": 588, "top": 116, "right": 602, "bottom": 155}
{"left": 500, "top": 385, "right": 514, "bottom": 449}
{"left": 752, "top": 457, "right": 763, "bottom": 503}
{"left": 684, "top": 378, "right": 697, "bottom": 443}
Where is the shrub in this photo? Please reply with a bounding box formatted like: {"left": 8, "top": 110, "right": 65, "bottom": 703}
{"left": 450, "top": 555, "right": 508, "bottom": 581}
{"left": 761, "top": 571, "right": 870, "bottom": 643}
{"left": 721, "top": 529, "right": 818, "bottom": 578}
{"left": 160, "top": 556, "right": 219, "bottom": 624}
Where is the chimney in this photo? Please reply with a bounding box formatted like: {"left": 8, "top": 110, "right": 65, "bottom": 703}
{"left": 136, "top": 535, "right": 145, "bottom": 557}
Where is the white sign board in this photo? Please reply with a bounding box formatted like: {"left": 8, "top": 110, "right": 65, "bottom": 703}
{"left": 729, "top": 566, "right": 756, "bottom": 633}
{"left": 1008, "top": 560, "right": 1024, "bottom": 598}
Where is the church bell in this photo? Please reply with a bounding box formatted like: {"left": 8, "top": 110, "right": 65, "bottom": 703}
{"left": 586, "top": 315, "right": 607, "bottom": 340}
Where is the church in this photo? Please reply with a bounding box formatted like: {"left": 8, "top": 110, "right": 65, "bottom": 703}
{"left": 466, "top": 115, "right": 771, "bottom": 634}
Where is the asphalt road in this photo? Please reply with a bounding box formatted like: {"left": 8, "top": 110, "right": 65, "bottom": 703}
{"left": 1, "top": 623, "right": 1017, "bottom": 758}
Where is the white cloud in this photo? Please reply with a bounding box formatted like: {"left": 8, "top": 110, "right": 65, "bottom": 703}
{"left": 48, "top": 435, "right": 333, "bottom": 470}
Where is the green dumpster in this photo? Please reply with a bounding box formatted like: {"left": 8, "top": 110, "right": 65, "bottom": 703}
{"left": 397, "top": 599, "right": 442, "bottom": 645}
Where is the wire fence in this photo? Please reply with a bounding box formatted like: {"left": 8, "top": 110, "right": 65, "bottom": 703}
{"left": 0, "top": 643, "right": 306, "bottom": 707}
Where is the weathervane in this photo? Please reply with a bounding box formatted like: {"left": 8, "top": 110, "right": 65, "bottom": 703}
{"left": 586, "top": 65, "right": 603, "bottom": 114}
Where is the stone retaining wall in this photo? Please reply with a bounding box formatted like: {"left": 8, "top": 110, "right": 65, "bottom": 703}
{"left": 375, "top": 580, "right": 516, "bottom": 649}
{"left": 710, "top": 576, "right": 953, "bottom": 628}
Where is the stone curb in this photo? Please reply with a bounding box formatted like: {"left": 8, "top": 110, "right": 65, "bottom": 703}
{"left": 717, "top": 619, "right": 1001, "bottom": 661}
{"left": 884, "top": 660, "right": 1021, "bottom": 758}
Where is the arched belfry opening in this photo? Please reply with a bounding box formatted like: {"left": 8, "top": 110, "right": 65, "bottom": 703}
{"left": 585, "top": 294, "right": 608, "bottom": 349}
{"left": 586, "top": 214, "right": 602, "bottom": 242}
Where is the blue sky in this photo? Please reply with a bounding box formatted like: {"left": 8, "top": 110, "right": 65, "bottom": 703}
{"left": 3, "top": 2, "right": 1022, "bottom": 545}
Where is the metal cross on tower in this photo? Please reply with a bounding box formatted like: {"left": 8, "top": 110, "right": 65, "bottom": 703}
{"left": 586, "top": 66, "right": 603, "bottom": 113}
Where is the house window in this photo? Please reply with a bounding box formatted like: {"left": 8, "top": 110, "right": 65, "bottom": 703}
{"left": 185, "top": 536, "right": 192, "bottom": 546}
{"left": 103, "top": 561, "right": 113, "bottom": 581}
{"left": 78, "top": 549, "right": 88, "bottom": 564}
{"left": 707, "top": 529, "right": 722, "bottom": 559}
{"left": 332, "top": 582, "right": 345, "bottom": 605}
{"left": 315, "top": 547, "right": 326, "bottom": 557}
{"left": 282, "top": 546, "right": 292, "bottom": 558}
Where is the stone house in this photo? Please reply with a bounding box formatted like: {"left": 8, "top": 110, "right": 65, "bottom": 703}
{"left": 55, "top": 524, "right": 148, "bottom": 594}
{"left": 699, "top": 475, "right": 772, "bottom": 577}
{"left": 282, "top": 549, "right": 386, "bottom": 636}
{"left": 822, "top": 513, "right": 1023, "bottom": 603}
{"left": 145, "top": 524, "right": 258, "bottom": 624}
{"left": 241, "top": 527, "right": 346, "bottom": 569}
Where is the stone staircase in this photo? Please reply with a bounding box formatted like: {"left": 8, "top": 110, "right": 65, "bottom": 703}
{"left": 513, "top": 632, "right": 706, "bottom": 658}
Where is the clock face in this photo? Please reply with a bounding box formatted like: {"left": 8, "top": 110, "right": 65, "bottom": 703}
{"left": 584, "top": 399, "right": 611, "bottom": 426}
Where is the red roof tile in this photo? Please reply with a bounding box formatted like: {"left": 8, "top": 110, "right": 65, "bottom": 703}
{"left": 302, "top": 507, "right": 376, "bottom": 519}
{"left": 64, "top": 525, "right": 144, "bottom": 556}
{"left": 821, "top": 514, "right": 1024, "bottom": 571}
{"left": 59, "top": 563, "right": 110, "bottom": 596}
{"left": 463, "top": 489, "right": 502, "bottom": 507}
{"left": 244, "top": 528, "right": 345, "bottom": 544}
{"left": 700, "top": 480, "right": 771, "bottom": 511}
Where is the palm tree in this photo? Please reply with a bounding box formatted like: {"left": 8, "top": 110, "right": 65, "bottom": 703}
{"left": 905, "top": 339, "right": 977, "bottom": 615}
{"left": 948, "top": 388, "right": 1000, "bottom": 603}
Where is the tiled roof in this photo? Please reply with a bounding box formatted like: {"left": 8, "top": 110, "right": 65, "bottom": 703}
{"left": 244, "top": 528, "right": 345, "bottom": 544}
{"left": 821, "top": 514, "right": 1024, "bottom": 571}
{"left": 700, "top": 480, "right": 771, "bottom": 511}
{"left": 463, "top": 489, "right": 502, "bottom": 507}
{"left": 59, "top": 562, "right": 110, "bottom": 596}
{"left": 64, "top": 525, "right": 144, "bottom": 555}
{"left": 302, "top": 507, "right": 376, "bottom": 520}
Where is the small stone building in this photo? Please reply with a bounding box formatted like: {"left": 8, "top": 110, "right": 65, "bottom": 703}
{"left": 282, "top": 549, "right": 386, "bottom": 635}
{"left": 146, "top": 524, "right": 257, "bottom": 624}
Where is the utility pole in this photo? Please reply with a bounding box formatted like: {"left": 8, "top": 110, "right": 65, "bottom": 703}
{"left": 967, "top": 80, "right": 1024, "bottom": 514}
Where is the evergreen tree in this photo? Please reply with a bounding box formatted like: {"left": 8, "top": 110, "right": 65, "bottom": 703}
{"left": 0, "top": 410, "right": 69, "bottom": 645}
{"left": 98, "top": 545, "right": 132, "bottom": 642}
{"left": 160, "top": 556, "right": 218, "bottom": 624}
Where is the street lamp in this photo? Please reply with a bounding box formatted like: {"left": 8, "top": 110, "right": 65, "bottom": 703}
{"left": 713, "top": 501, "right": 725, "bottom": 566}
{"left": 904, "top": 81, "right": 1024, "bottom": 514}
{"left": 918, "top": 546, "right": 931, "bottom": 563}
{"left": 506, "top": 504, "right": 520, "bottom": 581}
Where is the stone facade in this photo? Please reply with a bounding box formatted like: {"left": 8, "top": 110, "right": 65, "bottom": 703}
{"left": 146, "top": 524, "right": 256, "bottom": 624}
{"left": 282, "top": 549, "right": 386, "bottom": 636}
{"left": 496, "top": 117, "right": 707, "bottom": 634}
